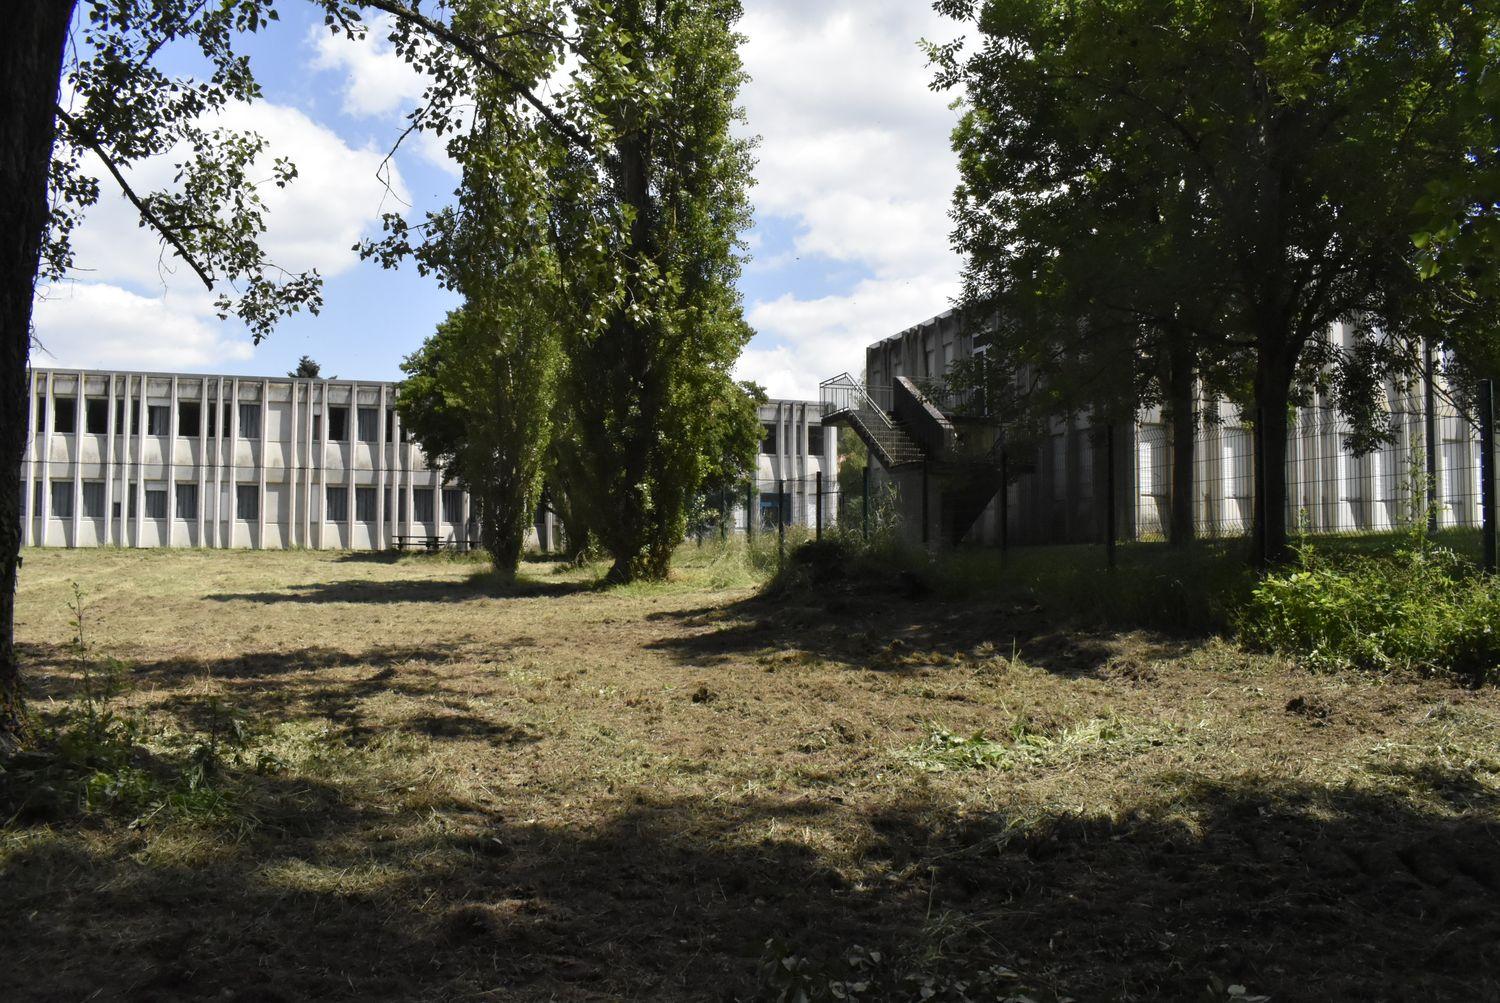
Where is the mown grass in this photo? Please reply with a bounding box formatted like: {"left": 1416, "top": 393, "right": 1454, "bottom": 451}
{"left": 2, "top": 546, "right": 1498, "bottom": 1001}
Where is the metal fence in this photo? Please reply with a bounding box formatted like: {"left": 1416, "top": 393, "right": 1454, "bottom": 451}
{"left": 992, "top": 383, "right": 1500, "bottom": 568}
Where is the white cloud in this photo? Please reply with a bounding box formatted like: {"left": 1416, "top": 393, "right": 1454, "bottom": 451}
{"left": 739, "top": 272, "right": 961, "bottom": 399}
{"left": 31, "top": 283, "right": 254, "bottom": 371}
{"left": 310, "top": 14, "right": 426, "bottom": 119}
{"left": 736, "top": 2, "right": 966, "bottom": 399}
{"left": 38, "top": 100, "right": 407, "bottom": 372}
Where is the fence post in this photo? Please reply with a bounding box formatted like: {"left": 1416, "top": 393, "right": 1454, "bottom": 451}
{"left": 1481, "top": 379, "right": 1496, "bottom": 573}
{"left": 1106, "top": 424, "right": 1117, "bottom": 570}
{"left": 862, "top": 464, "right": 870, "bottom": 540}
{"left": 999, "top": 448, "right": 1009, "bottom": 558}
{"left": 921, "top": 460, "right": 930, "bottom": 547}
{"left": 777, "top": 476, "right": 786, "bottom": 570}
{"left": 1424, "top": 341, "right": 1439, "bottom": 534}
{"left": 1254, "top": 406, "right": 1268, "bottom": 567}
{"left": 815, "top": 470, "right": 823, "bottom": 540}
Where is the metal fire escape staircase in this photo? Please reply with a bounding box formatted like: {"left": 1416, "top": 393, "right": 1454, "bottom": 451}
{"left": 821, "top": 374, "right": 1006, "bottom": 544}
{"left": 819, "top": 374, "right": 923, "bottom": 468}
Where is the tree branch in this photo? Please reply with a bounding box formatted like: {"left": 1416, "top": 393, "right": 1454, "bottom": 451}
{"left": 54, "top": 105, "right": 216, "bottom": 290}
{"left": 356, "top": 0, "right": 592, "bottom": 153}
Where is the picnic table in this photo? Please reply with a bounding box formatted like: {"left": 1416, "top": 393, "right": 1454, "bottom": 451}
{"left": 391, "top": 535, "right": 482, "bottom": 553}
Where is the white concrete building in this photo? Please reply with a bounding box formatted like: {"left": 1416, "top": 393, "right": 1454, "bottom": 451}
{"left": 732, "top": 398, "right": 840, "bottom": 532}
{"left": 830, "top": 311, "right": 1483, "bottom": 546}
{"left": 20, "top": 368, "right": 478, "bottom": 550}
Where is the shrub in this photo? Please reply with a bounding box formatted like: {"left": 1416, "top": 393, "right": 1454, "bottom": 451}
{"left": 1238, "top": 542, "right": 1500, "bottom": 682}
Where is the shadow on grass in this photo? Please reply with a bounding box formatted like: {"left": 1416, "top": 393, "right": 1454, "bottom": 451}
{"left": 646, "top": 586, "right": 1190, "bottom": 679}
{"left": 1, "top": 754, "right": 1495, "bottom": 1001}
{"left": 207, "top": 571, "right": 595, "bottom": 606}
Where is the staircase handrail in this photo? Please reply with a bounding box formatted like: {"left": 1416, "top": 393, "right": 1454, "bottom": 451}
{"left": 820, "top": 373, "right": 895, "bottom": 429}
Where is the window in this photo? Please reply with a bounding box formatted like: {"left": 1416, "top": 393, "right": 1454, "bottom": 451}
{"left": 85, "top": 398, "right": 108, "bottom": 434}
{"left": 50, "top": 481, "right": 74, "bottom": 519}
{"left": 175, "top": 483, "right": 198, "bottom": 520}
{"left": 759, "top": 493, "right": 790, "bottom": 529}
{"left": 1050, "top": 434, "right": 1067, "bottom": 503}
{"left": 1139, "top": 425, "right": 1169, "bottom": 497}
{"left": 235, "top": 484, "right": 259, "bottom": 521}
{"left": 328, "top": 406, "right": 349, "bottom": 442}
{"left": 325, "top": 486, "right": 349, "bottom": 522}
{"left": 385, "top": 408, "right": 397, "bottom": 443}
{"left": 34, "top": 395, "right": 46, "bottom": 436}
{"left": 205, "top": 400, "right": 229, "bottom": 438}
{"left": 807, "top": 425, "right": 825, "bottom": 456}
{"left": 147, "top": 404, "right": 170, "bottom": 436}
{"left": 1224, "top": 428, "right": 1253, "bottom": 499}
{"left": 145, "top": 488, "right": 168, "bottom": 520}
{"left": 82, "top": 481, "right": 105, "bottom": 518}
{"left": 760, "top": 422, "right": 778, "bottom": 455}
{"left": 355, "top": 487, "right": 377, "bottom": 522}
{"left": 178, "top": 400, "right": 201, "bottom": 437}
{"left": 413, "top": 487, "right": 435, "bottom": 523}
{"left": 238, "top": 403, "right": 261, "bottom": 439}
{"left": 442, "top": 488, "right": 464, "bottom": 522}
{"left": 32, "top": 482, "right": 42, "bottom": 517}
{"left": 384, "top": 488, "right": 408, "bottom": 523}
{"left": 53, "top": 397, "right": 77, "bottom": 434}
{"left": 115, "top": 399, "right": 139, "bottom": 436}
{"left": 357, "top": 407, "right": 379, "bottom": 443}
{"left": 312, "top": 413, "right": 322, "bottom": 441}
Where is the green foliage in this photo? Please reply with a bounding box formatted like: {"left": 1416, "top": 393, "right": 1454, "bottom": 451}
{"left": 934, "top": 0, "right": 1500, "bottom": 561}
{"left": 551, "top": 0, "right": 758, "bottom": 583}
{"left": 1239, "top": 541, "right": 1500, "bottom": 682}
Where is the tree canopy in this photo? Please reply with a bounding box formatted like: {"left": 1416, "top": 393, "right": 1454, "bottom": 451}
{"left": 934, "top": 0, "right": 1499, "bottom": 562}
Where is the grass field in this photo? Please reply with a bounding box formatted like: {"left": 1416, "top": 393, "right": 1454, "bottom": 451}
{"left": 3, "top": 545, "right": 1499, "bottom": 1001}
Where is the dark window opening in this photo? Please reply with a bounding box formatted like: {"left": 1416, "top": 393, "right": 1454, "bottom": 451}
{"left": 177, "top": 401, "right": 201, "bottom": 437}
{"left": 85, "top": 398, "right": 109, "bottom": 434}
{"left": 357, "top": 407, "right": 379, "bottom": 442}
{"left": 54, "top": 398, "right": 77, "bottom": 434}
{"left": 236, "top": 484, "right": 259, "bottom": 521}
{"left": 356, "top": 487, "right": 377, "bottom": 522}
{"left": 326, "top": 486, "right": 348, "bottom": 522}
{"left": 759, "top": 422, "right": 777, "bottom": 454}
{"left": 175, "top": 483, "right": 198, "bottom": 520}
{"left": 807, "top": 425, "right": 825, "bottom": 456}
{"left": 413, "top": 488, "right": 435, "bottom": 524}
{"left": 147, "top": 405, "right": 170, "bottom": 436}
{"left": 238, "top": 403, "right": 261, "bottom": 439}
{"left": 82, "top": 481, "right": 105, "bottom": 518}
{"left": 328, "top": 406, "right": 349, "bottom": 442}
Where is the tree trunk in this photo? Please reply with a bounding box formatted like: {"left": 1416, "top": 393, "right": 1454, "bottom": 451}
{"left": 0, "top": 1, "right": 75, "bottom": 752}
{"left": 1165, "top": 333, "right": 1197, "bottom": 546}
{"left": 1253, "top": 351, "right": 1295, "bottom": 567}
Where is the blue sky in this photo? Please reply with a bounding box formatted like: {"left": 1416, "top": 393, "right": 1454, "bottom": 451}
{"left": 34, "top": 2, "right": 963, "bottom": 400}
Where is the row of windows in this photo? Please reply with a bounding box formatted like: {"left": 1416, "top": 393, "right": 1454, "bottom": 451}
{"left": 759, "top": 423, "right": 827, "bottom": 456}
{"left": 23, "top": 481, "right": 464, "bottom": 524}
{"left": 36, "top": 398, "right": 408, "bottom": 444}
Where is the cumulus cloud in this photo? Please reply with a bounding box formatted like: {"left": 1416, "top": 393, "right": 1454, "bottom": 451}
{"left": 37, "top": 100, "right": 407, "bottom": 372}
{"left": 735, "top": 2, "right": 966, "bottom": 399}
{"left": 31, "top": 284, "right": 255, "bottom": 371}
{"left": 310, "top": 13, "right": 427, "bottom": 119}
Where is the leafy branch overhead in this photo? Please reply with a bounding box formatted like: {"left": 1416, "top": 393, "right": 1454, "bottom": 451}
{"left": 44, "top": 0, "right": 596, "bottom": 341}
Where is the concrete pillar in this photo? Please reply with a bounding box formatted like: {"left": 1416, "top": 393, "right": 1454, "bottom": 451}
{"left": 317, "top": 380, "right": 328, "bottom": 549}
{"left": 228, "top": 377, "right": 240, "bottom": 548}
{"left": 39, "top": 371, "right": 53, "bottom": 547}
{"left": 167, "top": 376, "right": 179, "bottom": 545}
{"left": 346, "top": 384, "right": 357, "bottom": 549}
{"left": 22, "top": 373, "right": 37, "bottom": 547}
{"left": 103, "top": 374, "right": 116, "bottom": 545}
{"left": 376, "top": 384, "right": 388, "bottom": 550}
{"left": 133, "top": 374, "right": 145, "bottom": 548}
{"left": 302, "top": 380, "right": 314, "bottom": 546}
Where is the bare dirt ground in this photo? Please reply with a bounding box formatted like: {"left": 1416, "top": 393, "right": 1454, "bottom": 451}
{"left": 2, "top": 546, "right": 1498, "bottom": 1001}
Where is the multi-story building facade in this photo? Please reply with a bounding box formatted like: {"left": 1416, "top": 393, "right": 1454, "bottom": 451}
{"left": 732, "top": 398, "right": 840, "bottom": 532}
{"left": 20, "top": 368, "right": 485, "bottom": 551}
{"left": 829, "top": 311, "right": 1483, "bottom": 547}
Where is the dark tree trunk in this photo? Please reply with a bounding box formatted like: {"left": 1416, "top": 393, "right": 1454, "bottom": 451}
{"left": 1165, "top": 332, "right": 1197, "bottom": 546}
{"left": 1, "top": 1, "right": 75, "bottom": 752}
{"left": 1253, "top": 349, "right": 1295, "bottom": 567}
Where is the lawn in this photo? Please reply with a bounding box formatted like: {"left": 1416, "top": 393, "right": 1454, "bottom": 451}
{"left": 2, "top": 545, "right": 1498, "bottom": 1001}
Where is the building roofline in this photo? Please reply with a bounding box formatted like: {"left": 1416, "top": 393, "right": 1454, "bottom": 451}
{"left": 864, "top": 305, "right": 962, "bottom": 352}
{"left": 28, "top": 365, "right": 399, "bottom": 387}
